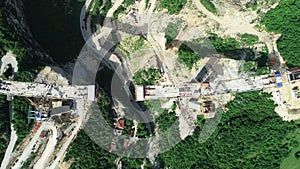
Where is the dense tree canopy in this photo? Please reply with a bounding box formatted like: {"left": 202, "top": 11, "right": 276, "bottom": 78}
{"left": 158, "top": 91, "right": 299, "bottom": 168}
{"left": 261, "top": 0, "right": 300, "bottom": 68}
{"left": 12, "top": 97, "right": 33, "bottom": 144}
{"left": 0, "top": 0, "right": 41, "bottom": 154}
{"left": 65, "top": 130, "right": 118, "bottom": 169}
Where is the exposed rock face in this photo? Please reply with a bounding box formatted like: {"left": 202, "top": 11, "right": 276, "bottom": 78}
{"left": 3, "top": 0, "right": 54, "bottom": 64}
{"left": 35, "top": 66, "right": 69, "bottom": 86}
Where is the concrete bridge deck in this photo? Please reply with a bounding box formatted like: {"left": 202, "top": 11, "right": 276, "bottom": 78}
{"left": 0, "top": 80, "right": 95, "bottom": 101}
{"left": 135, "top": 73, "right": 287, "bottom": 101}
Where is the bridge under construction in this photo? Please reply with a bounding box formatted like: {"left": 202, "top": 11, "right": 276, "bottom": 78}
{"left": 134, "top": 71, "right": 292, "bottom": 102}
{"left": 0, "top": 79, "right": 95, "bottom": 101}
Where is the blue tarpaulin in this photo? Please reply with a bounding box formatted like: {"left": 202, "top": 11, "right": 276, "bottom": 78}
{"left": 276, "top": 72, "right": 281, "bottom": 77}
{"left": 37, "top": 112, "right": 41, "bottom": 118}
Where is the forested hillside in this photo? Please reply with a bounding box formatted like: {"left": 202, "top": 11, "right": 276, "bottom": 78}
{"left": 0, "top": 94, "right": 10, "bottom": 162}
{"left": 65, "top": 89, "right": 300, "bottom": 169}
{"left": 64, "top": 91, "right": 150, "bottom": 169}
{"left": 262, "top": 0, "right": 300, "bottom": 68}
{"left": 158, "top": 91, "right": 299, "bottom": 168}
{"left": 0, "top": 0, "right": 41, "bottom": 152}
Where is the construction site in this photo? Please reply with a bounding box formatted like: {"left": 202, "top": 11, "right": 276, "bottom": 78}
{"left": 0, "top": 65, "right": 96, "bottom": 169}
{"left": 134, "top": 66, "right": 300, "bottom": 125}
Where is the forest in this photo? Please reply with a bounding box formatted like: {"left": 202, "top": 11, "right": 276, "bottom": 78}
{"left": 64, "top": 130, "right": 117, "bottom": 169}
{"left": 158, "top": 91, "right": 300, "bottom": 168}
{"left": 63, "top": 90, "right": 300, "bottom": 168}
{"left": 12, "top": 96, "right": 33, "bottom": 144}
{"left": 156, "top": 102, "right": 177, "bottom": 132}
{"left": 0, "top": 0, "right": 39, "bottom": 159}
{"left": 261, "top": 0, "right": 300, "bottom": 68}
{"left": 0, "top": 94, "right": 9, "bottom": 162}
{"left": 65, "top": 89, "right": 151, "bottom": 168}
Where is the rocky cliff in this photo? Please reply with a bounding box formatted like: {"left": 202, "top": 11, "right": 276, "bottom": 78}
{"left": 3, "top": 0, "right": 54, "bottom": 64}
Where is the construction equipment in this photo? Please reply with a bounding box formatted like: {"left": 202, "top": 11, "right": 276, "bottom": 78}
{"left": 26, "top": 97, "right": 47, "bottom": 114}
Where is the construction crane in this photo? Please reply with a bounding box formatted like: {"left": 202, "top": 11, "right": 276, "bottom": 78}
{"left": 26, "top": 97, "right": 47, "bottom": 114}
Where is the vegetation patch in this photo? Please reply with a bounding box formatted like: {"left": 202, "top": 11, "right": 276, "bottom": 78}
{"left": 165, "top": 22, "right": 180, "bottom": 43}
{"left": 240, "top": 60, "right": 269, "bottom": 76}
{"left": 99, "top": 0, "right": 113, "bottom": 26}
{"left": 97, "top": 92, "right": 116, "bottom": 127}
{"left": 122, "top": 119, "right": 134, "bottom": 137}
{"left": 90, "top": 0, "right": 113, "bottom": 27}
{"left": 246, "top": 0, "right": 258, "bottom": 10}
{"left": 144, "top": 100, "right": 165, "bottom": 115}
{"left": 64, "top": 130, "right": 117, "bottom": 169}
{"left": 160, "top": 0, "right": 187, "bottom": 14}
{"left": 113, "top": 6, "right": 126, "bottom": 20}
{"left": 136, "top": 122, "right": 152, "bottom": 138}
{"left": 261, "top": 0, "right": 300, "bottom": 67}
{"left": 12, "top": 97, "right": 33, "bottom": 144}
{"left": 178, "top": 44, "right": 200, "bottom": 69}
{"left": 21, "top": 152, "right": 37, "bottom": 169}
{"left": 133, "top": 68, "right": 161, "bottom": 85}
{"left": 131, "top": 37, "right": 145, "bottom": 51}
{"left": 122, "top": 36, "right": 145, "bottom": 53}
{"left": 158, "top": 91, "right": 299, "bottom": 168}
{"left": 0, "top": 95, "right": 9, "bottom": 162}
{"left": 200, "top": 0, "right": 217, "bottom": 14}
{"left": 208, "top": 33, "right": 241, "bottom": 55}
{"left": 156, "top": 110, "right": 177, "bottom": 132}
{"left": 123, "top": 0, "right": 135, "bottom": 6}
{"left": 117, "top": 43, "right": 131, "bottom": 58}
{"left": 113, "top": 0, "right": 135, "bottom": 20}
{"left": 92, "top": 0, "right": 101, "bottom": 16}
{"left": 240, "top": 61, "right": 257, "bottom": 73}
{"left": 280, "top": 121, "right": 300, "bottom": 169}
{"left": 64, "top": 91, "right": 147, "bottom": 168}
{"left": 239, "top": 33, "right": 259, "bottom": 46}
{"left": 120, "top": 158, "right": 151, "bottom": 168}
{"left": 0, "top": 0, "right": 44, "bottom": 154}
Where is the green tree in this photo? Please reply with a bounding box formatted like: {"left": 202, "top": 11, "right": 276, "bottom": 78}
{"left": 261, "top": 0, "right": 300, "bottom": 68}
{"left": 200, "top": 0, "right": 217, "bottom": 13}
{"left": 158, "top": 91, "right": 298, "bottom": 168}
{"left": 160, "top": 0, "right": 187, "bottom": 14}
